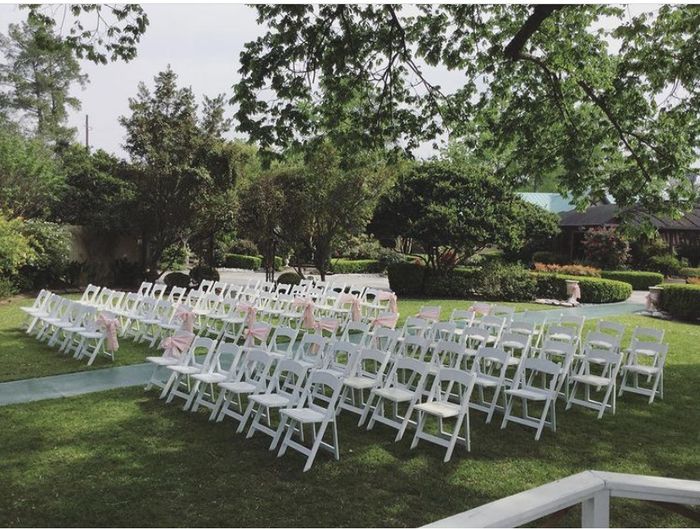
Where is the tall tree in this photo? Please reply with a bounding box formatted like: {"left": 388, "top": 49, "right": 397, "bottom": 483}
{"left": 119, "top": 67, "right": 243, "bottom": 274}
{"left": 0, "top": 20, "right": 88, "bottom": 143}
{"left": 235, "top": 5, "right": 700, "bottom": 220}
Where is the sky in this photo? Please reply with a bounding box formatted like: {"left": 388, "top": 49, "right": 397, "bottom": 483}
{"left": 0, "top": 3, "right": 658, "bottom": 160}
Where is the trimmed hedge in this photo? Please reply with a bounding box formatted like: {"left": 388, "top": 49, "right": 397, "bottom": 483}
{"left": 600, "top": 271, "right": 663, "bottom": 290}
{"left": 332, "top": 258, "right": 383, "bottom": 274}
{"left": 423, "top": 267, "right": 479, "bottom": 298}
{"left": 277, "top": 271, "right": 302, "bottom": 286}
{"left": 190, "top": 265, "right": 219, "bottom": 284}
{"left": 533, "top": 273, "right": 632, "bottom": 303}
{"left": 659, "top": 284, "right": 700, "bottom": 321}
{"left": 224, "top": 254, "right": 261, "bottom": 270}
{"left": 680, "top": 267, "right": 700, "bottom": 278}
{"left": 164, "top": 271, "right": 190, "bottom": 289}
{"left": 387, "top": 262, "right": 426, "bottom": 295}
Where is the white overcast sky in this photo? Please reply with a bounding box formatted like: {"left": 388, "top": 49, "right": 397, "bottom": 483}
{"left": 0, "top": 3, "right": 657, "bottom": 160}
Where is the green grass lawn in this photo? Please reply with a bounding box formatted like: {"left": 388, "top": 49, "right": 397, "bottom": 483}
{"left": 0, "top": 308, "right": 698, "bottom": 526}
{"left": 0, "top": 294, "right": 547, "bottom": 383}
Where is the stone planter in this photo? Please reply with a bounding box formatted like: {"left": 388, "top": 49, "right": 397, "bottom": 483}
{"left": 565, "top": 279, "right": 581, "bottom": 305}
{"left": 646, "top": 286, "right": 663, "bottom": 312}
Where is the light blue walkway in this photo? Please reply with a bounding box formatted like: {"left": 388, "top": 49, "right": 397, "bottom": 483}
{"left": 0, "top": 301, "right": 646, "bottom": 407}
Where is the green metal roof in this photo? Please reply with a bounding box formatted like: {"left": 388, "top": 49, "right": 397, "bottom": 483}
{"left": 517, "top": 192, "right": 576, "bottom": 213}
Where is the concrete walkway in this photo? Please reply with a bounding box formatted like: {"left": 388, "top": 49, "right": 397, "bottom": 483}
{"left": 0, "top": 299, "right": 646, "bottom": 408}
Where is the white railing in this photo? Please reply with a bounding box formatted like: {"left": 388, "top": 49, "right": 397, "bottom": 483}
{"left": 424, "top": 470, "right": 700, "bottom": 528}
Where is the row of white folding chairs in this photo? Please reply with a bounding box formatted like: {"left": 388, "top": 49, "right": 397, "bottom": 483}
{"left": 22, "top": 291, "right": 117, "bottom": 365}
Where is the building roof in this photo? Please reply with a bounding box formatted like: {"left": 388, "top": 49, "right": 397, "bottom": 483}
{"left": 517, "top": 192, "right": 577, "bottom": 214}
{"left": 559, "top": 203, "right": 700, "bottom": 231}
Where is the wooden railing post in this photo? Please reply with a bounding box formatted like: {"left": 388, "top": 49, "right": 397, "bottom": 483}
{"left": 581, "top": 490, "right": 610, "bottom": 528}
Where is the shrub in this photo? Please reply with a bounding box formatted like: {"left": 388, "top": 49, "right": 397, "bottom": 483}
{"left": 332, "top": 259, "right": 382, "bottom": 274}
{"left": 387, "top": 262, "right": 426, "bottom": 295}
{"left": 160, "top": 243, "right": 189, "bottom": 271}
{"left": 377, "top": 248, "right": 404, "bottom": 270}
{"left": 229, "top": 239, "right": 259, "bottom": 256}
{"left": 335, "top": 234, "right": 383, "bottom": 260}
{"left": 111, "top": 258, "right": 142, "bottom": 288}
{"left": 659, "top": 284, "right": 700, "bottom": 321}
{"left": 277, "top": 271, "right": 302, "bottom": 285}
{"left": 0, "top": 277, "right": 17, "bottom": 299}
{"left": 257, "top": 255, "right": 284, "bottom": 271}
{"left": 423, "top": 267, "right": 480, "bottom": 298}
{"left": 189, "top": 265, "right": 219, "bottom": 285}
{"left": 680, "top": 267, "right": 700, "bottom": 278}
{"left": 533, "top": 263, "right": 601, "bottom": 277}
{"left": 164, "top": 271, "right": 191, "bottom": 289}
{"left": 19, "top": 220, "right": 72, "bottom": 289}
{"left": 531, "top": 250, "right": 567, "bottom": 265}
{"left": 646, "top": 254, "right": 683, "bottom": 276}
{"left": 629, "top": 234, "right": 670, "bottom": 269}
{"left": 477, "top": 263, "right": 537, "bottom": 301}
{"left": 533, "top": 273, "right": 632, "bottom": 303}
{"left": 582, "top": 228, "right": 629, "bottom": 269}
{"left": 600, "top": 271, "right": 663, "bottom": 290}
{"left": 224, "top": 254, "right": 261, "bottom": 270}
{"left": 0, "top": 215, "right": 33, "bottom": 283}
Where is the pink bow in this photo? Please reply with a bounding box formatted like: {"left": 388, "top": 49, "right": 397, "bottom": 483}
{"left": 372, "top": 313, "right": 399, "bottom": 330}
{"left": 315, "top": 318, "right": 339, "bottom": 334}
{"left": 377, "top": 291, "right": 398, "bottom": 313}
{"left": 160, "top": 333, "right": 194, "bottom": 359}
{"left": 96, "top": 313, "right": 119, "bottom": 352}
{"left": 418, "top": 307, "right": 440, "bottom": 321}
{"left": 339, "top": 293, "right": 362, "bottom": 322}
{"left": 245, "top": 324, "right": 270, "bottom": 344}
{"left": 468, "top": 303, "right": 491, "bottom": 316}
{"left": 293, "top": 297, "right": 316, "bottom": 329}
{"left": 176, "top": 305, "right": 195, "bottom": 332}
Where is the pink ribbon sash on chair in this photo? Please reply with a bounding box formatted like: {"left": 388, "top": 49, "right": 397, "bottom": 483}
{"left": 371, "top": 313, "right": 399, "bottom": 330}
{"left": 96, "top": 313, "right": 120, "bottom": 352}
{"left": 338, "top": 293, "right": 362, "bottom": 322}
{"left": 245, "top": 324, "right": 270, "bottom": 344}
{"left": 315, "top": 318, "right": 340, "bottom": 334}
{"left": 418, "top": 307, "right": 440, "bottom": 321}
{"left": 160, "top": 332, "right": 194, "bottom": 359}
{"left": 292, "top": 297, "right": 316, "bottom": 329}
{"left": 236, "top": 303, "right": 257, "bottom": 328}
{"left": 377, "top": 291, "right": 398, "bottom": 313}
{"left": 468, "top": 303, "right": 491, "bottom": 316}
{"left": 176, "top": 305, "right": 195, "bottom": 333}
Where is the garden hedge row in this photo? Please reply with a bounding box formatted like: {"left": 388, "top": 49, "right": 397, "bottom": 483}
{"left": 533, "top": 273, "right": 632, "bottom": 303}
{"left": 277, "top": 271, "right": 302, "bottom": 285}
{"left": 680, "top": 267, "right": 700, "bottom": 278}
{"left": 600, "top": 271, "right": 663, "bottom": 290}
{"left": 224, "top": 254, "right": 262, "bottom": 270}
{"left": 164, "top": 271, "right": 190, "bottom": 289}
{"left": 659, "top": 284, "right": 700, "bottom": 321}
{"left": 331, "top": 259, "right": 383, "bottom": 274}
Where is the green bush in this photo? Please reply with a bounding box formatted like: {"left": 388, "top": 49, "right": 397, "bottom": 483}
{"left": 600, "top": 271, "right": 663, "bottom": 290}
{"left": 680, "top": 267, "right": 700, "bottom": 278}
{"left": 277, "top": 271, "right": 302, "bottom": 286}
{"left": 0, "top": 277, "right": 17, "bottom": 299}
{"left": 533, "top": 273, "right": 632, "bottom": 303}
{"left": 224, "top": 254, "right": 261, "bottom": 270}
{"left": 377, "top": 248, "right": 404, "bottom": 270}
{"left": 19, "top": 220, "right": 72, "bottom": 289}
{"left": 659, "top": 284, "right": 700, "bottom": 320}
{"left": 423, "top": 267, "right": 479, "bottom": 298}
{"left": 189, "top": 265, "right": 219, "bottom": 285}
{"left": 164, "top": 271, "right": 191, "bottom": 289}
{"left": 332, "top": 258, "right": 382, "bottom": 274}
{"left": 646, "top": 254, "right": 683, "bottom": 276}
{"left": 0, "top": 215, "right": 32, "bottom": 284}
{"left": 257, "top": 255, "right": 284, "bottom": 271}
{"left": 478, "top": 263, "right": 537, "bottom": 301}
{"left": 229, "top": 239, "right": 259, "bottom": 256}
{"left": 531, "top": 250, "right": 567, "bottom": 265}
{"left": 387, "top": 262, "right": 426, "bottom": 295}
{"left": 582, "top": 228, "right": 630, "bottom": 269}
{"left": 160, "top": 243, "right": 189, "bottom": 271}
{"left": 111, "top": 258, "right": 142, "bottom": 288}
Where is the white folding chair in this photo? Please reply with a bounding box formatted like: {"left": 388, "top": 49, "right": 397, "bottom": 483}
{"left": 167, "top": 286, "right": 187, "bottom": 305}
{"left": 150, "top": 283, "right": 166, "bottom": 300}
{"left": 479, "top": 315, "right": 507, "bottom": 345}
{"left": 293, "top": 333, "right": 327, "bottom": 370}
{"left": 367, "top": 327, "right": 400, "bottom": 353}
{"left": 340, "top": 321, "right": 370, "bottom": 347}
{"left": 144, "top": 330, "right": 196, "bottom": 392}
{"left": 161, "top": 336, "right": 217, "bottom": 402}
{"left": 411, "top": 368, "right": 476, "bottom": 462}
{"left": 470, "top": 346, "right": 511, "bottom": 423}
{"left": 21, "top": 289, "right": 51, "bottom": 332}
{"left": 401, "top": 316, "right": 430, "bottom": 339}
{"left": 80, "top": 284, "right": 102, "bottom": 305}
{"left": 449, "top": 308, "right": 475, "bottom": 329}
{"left": 319, "top": 341, "right": 359, "bottom": 378}
{"left": 618, "top": 341, "right": 668, "bottom": 404}
{"left": 136, "top": 281, "right": 153, "bottom": 297}
{"left": 416, "top": 305, "right": 441, "bottom": 322}
{"left": 273, "top": 370, "right": 344, "bottom": 472}
{"left": 75, "top": 310, "right": 120, "bottom": 365}
{"left": 501, "top": 357, "right": 565, "bottom": 440}
{"left": 491, "top": 304, "right": 515, "bottom": 323}
{"left": 340, "top": 347, "right": 391, "bottom": 416}
{"left": 567, "top": 345, "right": 623, "bottom": 418}
{"left": 184, "top": 341, "right": 242, "bottom": 411}
{"left": 268, "top": 326, "right": 299, "bottom": 359}
{"left": 361, "top": 357, "right": 430, "bottom": 441}
{"left": 238, "top": 358, "right": 307, "bottom": 438}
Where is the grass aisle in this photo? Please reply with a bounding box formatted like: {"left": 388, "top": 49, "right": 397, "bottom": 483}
{"left": 0, "top": 313, "right": 698, "bottom": 526}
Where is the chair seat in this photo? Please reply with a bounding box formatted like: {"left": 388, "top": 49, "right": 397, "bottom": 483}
{"left": 474, "top": 375, "right": 499, "bottom": 388}
{"left": 146, "top": 356, "right": 179, "bottom": 366}
{"left": 141, "top": 318, "right": 161, "bottom": 325}
{"left": 280, "top": 407, "right": 325, "bottom": 424}
{"left": 629, "top": 348, "right": 658, "bottom": 357}
{"left": 505, "top": 387, "right": 550, "bottom": 401}
{"left": 588, "top": 340, "right": 614, "bottom": 349}
{"left": 373, "top": 387, "right": 415, "bottom": 403}
{"left": 570, "top": 374, "right": 612, "bottom": 386}
{"left": 78, "top": 331, "right": 102, "bottom": 339}
{"left": 344, "top": 376, "right": 376, "bottom": 390}
{"left": 415, "top": 400, "right": 460, "bottom": 418}
{"left": 501, "top": 340, "right": 525, "bottom": 350}
{"left": 167, "top": 365, "right": 200, "bottom": 375}
{"left": 550, "top": 333, "right": 574, "bottom": 341}
{"left": 218, "top": 381, "right": 256, "bottom": 393}
{"left": 64, "top": 325, "right": 87, "bottom": 333}
{"left": 221, "top": 317, "right": 245, "bottom": 324}
{"left": 622, "top": 365, "right": 659, "bottom": 376}
{"left": 250, "top": 393, "right": 291, "bottom": 408}
{"left": 192, "top": 372, "right": 227, "bottom": 383}
{"left": 21, "top": 307, "right": 41, "bottom": 315}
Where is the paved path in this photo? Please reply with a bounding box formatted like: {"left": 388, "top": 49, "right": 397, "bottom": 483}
{"left": 217, "top": 268, "right": 390, "bottom": 290}
{"left": 0, "top": 299, "right": 645, "bottom": 408}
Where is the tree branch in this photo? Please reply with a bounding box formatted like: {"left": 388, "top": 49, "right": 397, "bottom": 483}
{"left": 503, "top": 5, "right": 566, "bottom": 60}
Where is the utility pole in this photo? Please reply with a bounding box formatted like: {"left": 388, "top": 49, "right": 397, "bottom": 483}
{"left": 85, "top": 114, "right": 89, "bottom": 152}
